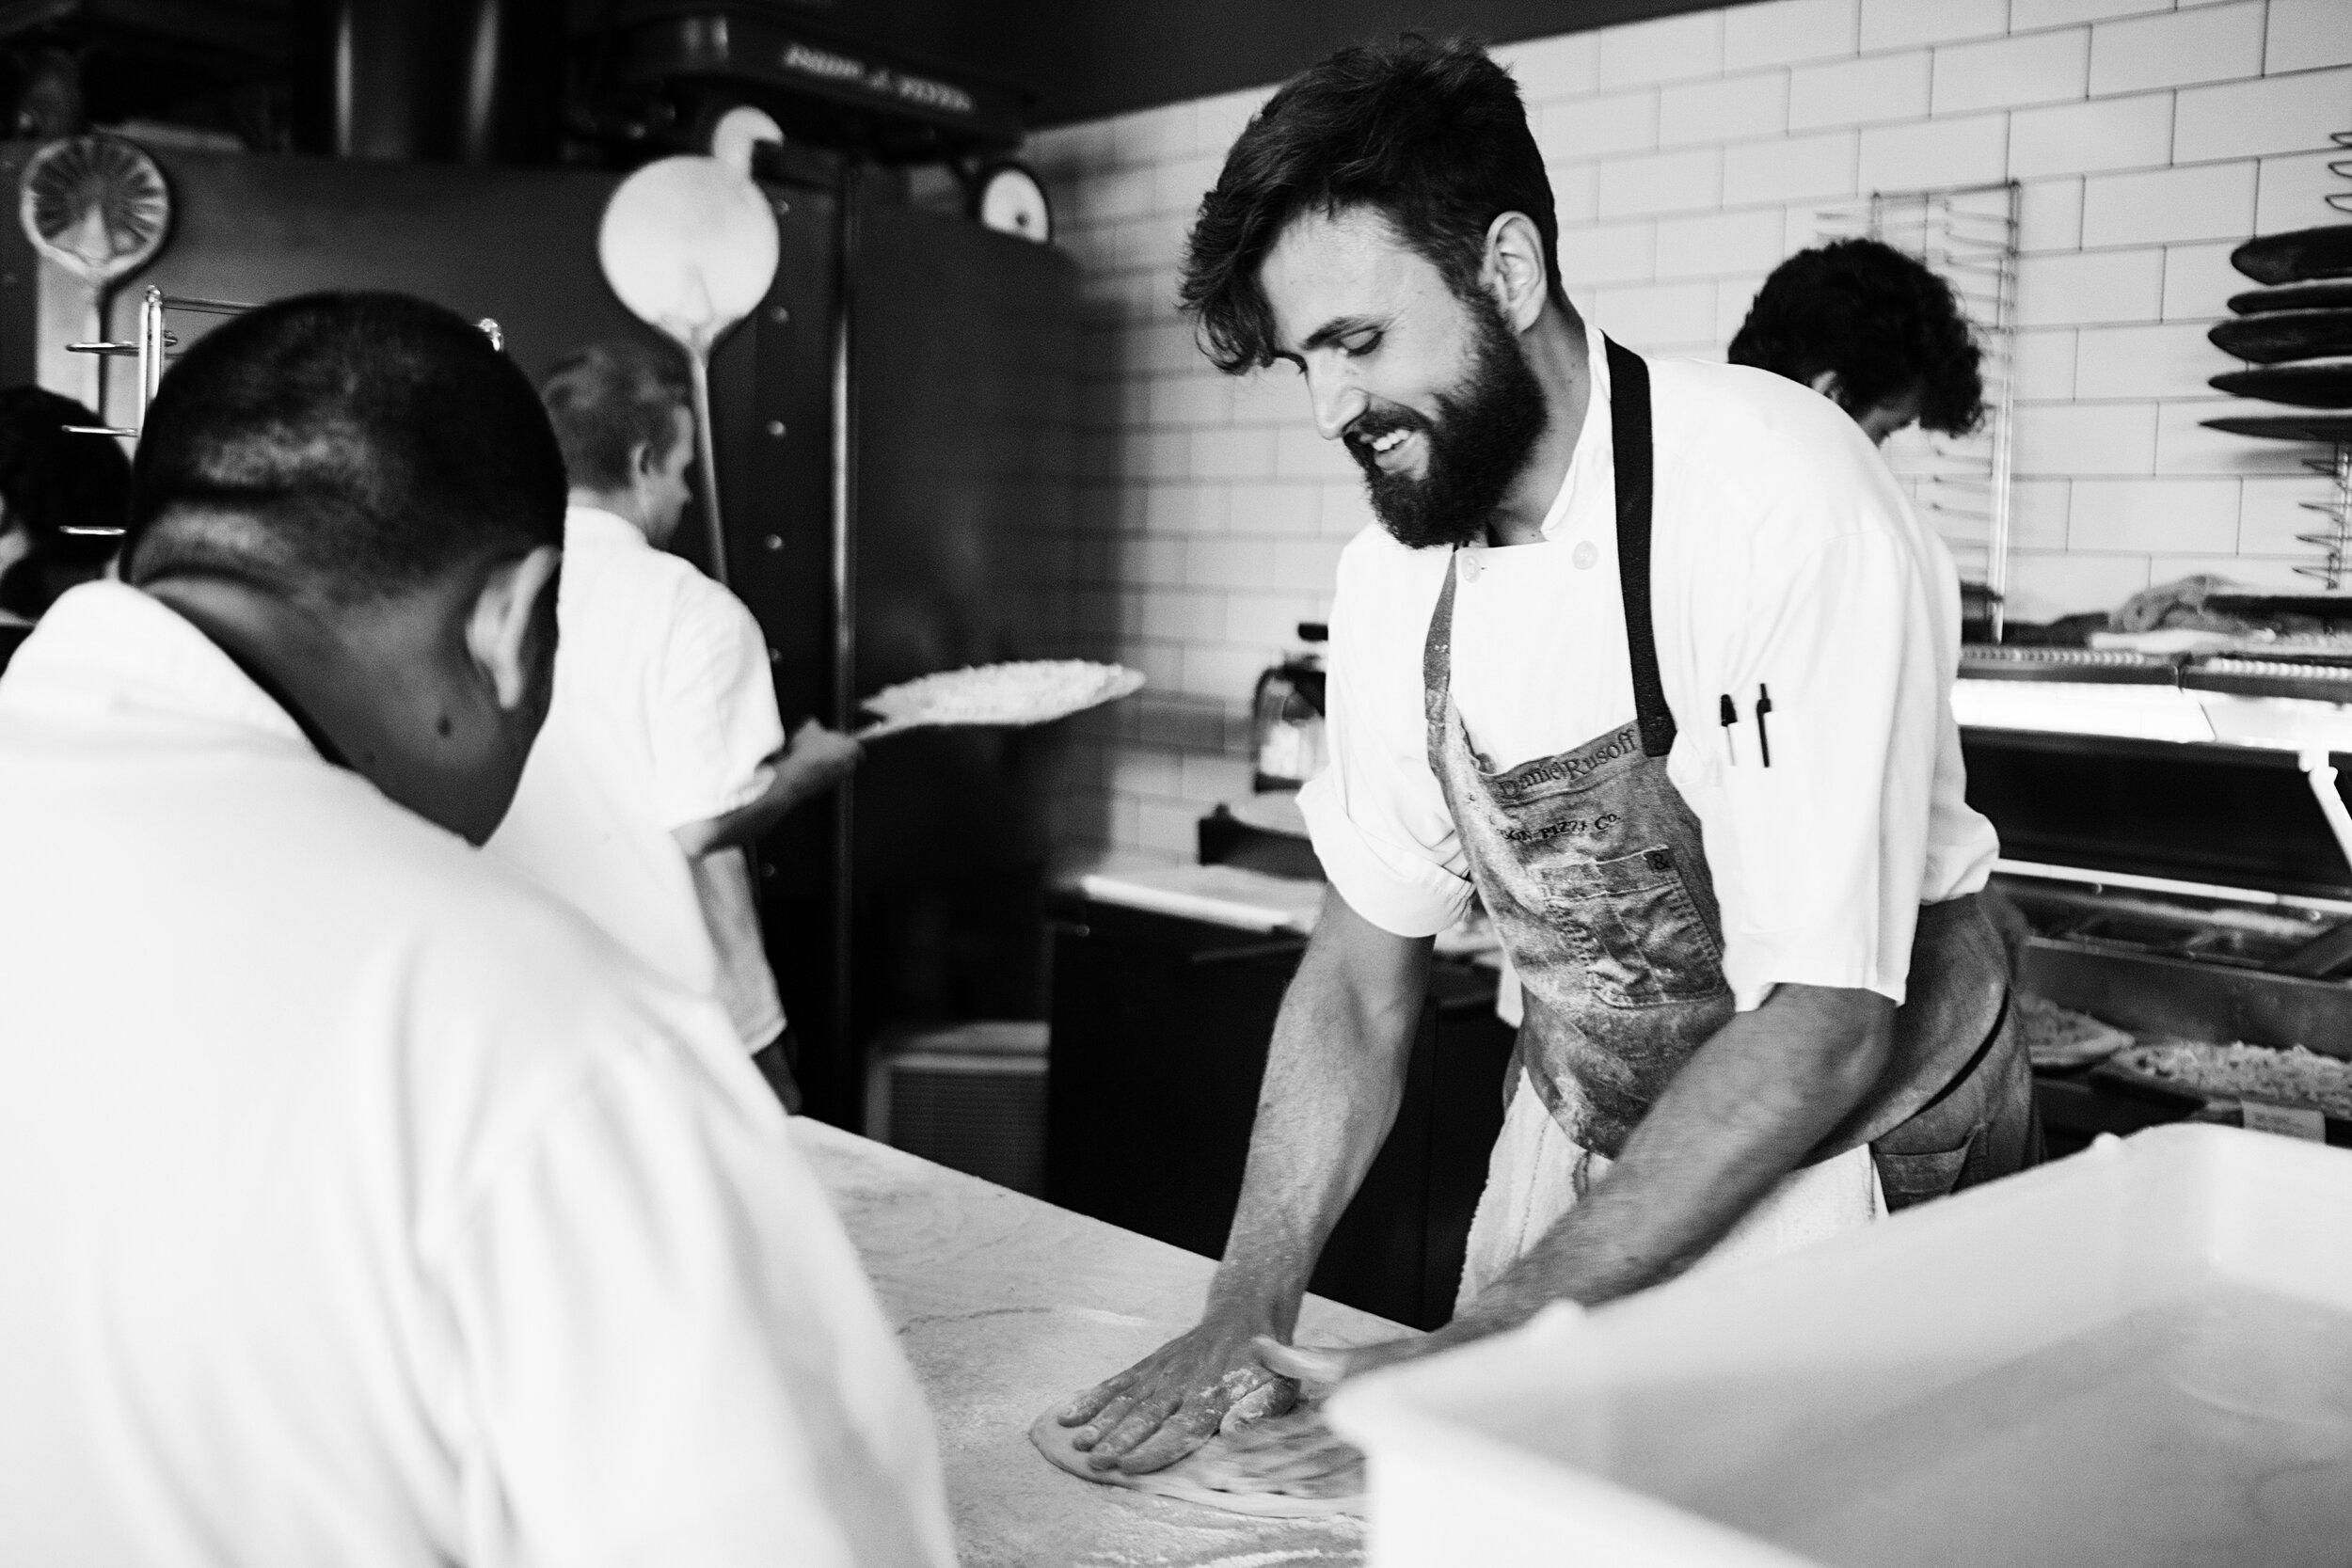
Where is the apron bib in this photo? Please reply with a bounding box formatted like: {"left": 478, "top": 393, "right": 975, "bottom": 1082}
{"left": 1425, "top": 341, "right": 2010, "bottom": 1163}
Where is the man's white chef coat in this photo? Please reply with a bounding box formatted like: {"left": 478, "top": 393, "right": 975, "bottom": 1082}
{"left": 490, "top": 506, "right": 787, "bottom": 1052}
{"left": 1300, "top": 323, "right": 1999, "bottom": 1011}
{"left": 0, "top": 582, "right": 952, "bottom": 1568}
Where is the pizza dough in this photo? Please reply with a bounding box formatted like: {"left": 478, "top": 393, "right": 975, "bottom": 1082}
{"left": 1028, "top": 1399, "right": 1363, "bottom": 1519}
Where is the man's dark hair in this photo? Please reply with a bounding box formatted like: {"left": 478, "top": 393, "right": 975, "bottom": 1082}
{"left": 1180, "top": 34, "right": 1562, "bottom": 373}
{"left": 123, "top": 292, "right": 564, "bottom": 602}
{"left": 537, "top": 339, "right": 691, "bottom": 494}
{"left": 0, "top": 386, "right": 129, "bottom": 618}
{"left": 1727, "top": 238, "right": 1986, "bottom": 436}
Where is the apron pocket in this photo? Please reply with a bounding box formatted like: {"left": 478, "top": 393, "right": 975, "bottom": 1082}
{"left": 1541, "top": 846, "right": 1728, "bottom": 1008}
{"left": 1871, "top": 1127, "right": 1981, "bottom": 1211}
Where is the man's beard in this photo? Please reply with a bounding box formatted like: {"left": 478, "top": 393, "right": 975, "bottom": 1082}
{"left": 1344, "top": 292, "right": 1549, "bottom": 551}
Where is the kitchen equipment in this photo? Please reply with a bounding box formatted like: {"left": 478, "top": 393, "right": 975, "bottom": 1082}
{"left": 2208, "top": 358, "right": 2352, "bottom": 406}
{"left": 2229, "top": 277, "right": 2352, "bottom": 314}
{"left": 2208, "top": 307, "right": 2352, "bottom": 362}
{"left": 2231, "top": 222, "right": 2352, "bottom": 286}
{"left": 1327, "top": 1125, "right": 2352, "bottom": 1568}
{"left": 596, "top": 153, "right": 778, "bottom": 586}
{"left": 852, "top": 658, "right": 1142, "bottom": 741}
{"left": 19, "top": 133, "right": 170, "bottom": 418}
{"left": 1250, "top": 621, "right": 1329, "bottom": 791}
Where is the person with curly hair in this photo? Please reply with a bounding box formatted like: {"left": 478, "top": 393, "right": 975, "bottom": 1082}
{"left": 1727, "top": 237, "right": 1986, "bottom": 446}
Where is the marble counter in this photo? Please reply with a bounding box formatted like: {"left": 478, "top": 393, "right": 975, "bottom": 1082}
{"left": 796, "top": 1117, "right": 1413, "bottom": 1568}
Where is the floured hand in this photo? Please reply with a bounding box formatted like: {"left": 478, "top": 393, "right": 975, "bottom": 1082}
{"left": 1029, "top": 1397, "right": 1362, "bottom": 1518}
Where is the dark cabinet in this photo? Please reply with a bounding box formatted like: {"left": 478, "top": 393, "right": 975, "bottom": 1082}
{"left": 1046, "top": 896, "right": 1517, "bottom": 1331}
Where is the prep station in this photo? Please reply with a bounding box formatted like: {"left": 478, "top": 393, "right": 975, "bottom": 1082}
{"left": 3, "top": 3, "right": 2352, "bottom": 1567}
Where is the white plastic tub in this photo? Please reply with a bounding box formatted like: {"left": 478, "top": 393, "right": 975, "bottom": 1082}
{"left": 1326, "top": 1126, "right": 2352, "bottom": 1568}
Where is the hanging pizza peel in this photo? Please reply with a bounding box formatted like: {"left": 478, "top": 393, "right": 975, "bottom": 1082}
{"left": 596, "top": 155, "right": 778, "bottom": 585}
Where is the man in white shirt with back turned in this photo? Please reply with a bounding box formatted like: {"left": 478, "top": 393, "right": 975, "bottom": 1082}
{"left": 0, "top": 293, "right": 952, "bottom": 1567}
{"left": 489, "top": 341, "right": 861, "bottom": 1111}
{"left": 1057, "top": 35, "right": 2037, "bottom": 1498}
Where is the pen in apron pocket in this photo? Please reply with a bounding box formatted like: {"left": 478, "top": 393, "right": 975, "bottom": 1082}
{"left": 1718, "top": 693, "right": 1740, "bottom": 765}
{"left": 1754, "top": 684, "right": 1773, "bottom": 768}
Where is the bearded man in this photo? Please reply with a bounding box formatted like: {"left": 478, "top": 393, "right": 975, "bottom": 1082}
{"left": 1056, "top": 34, "right": 2039, "bottom": 1497}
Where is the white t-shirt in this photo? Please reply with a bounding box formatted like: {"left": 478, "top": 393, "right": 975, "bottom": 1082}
{"left": 1299, "top": 325, "right": 1998, "bottom": 1011}
{"left": 490, "top": 507, "right": 788, "bottom": 1051}
{"left": 0, "top": 582, "right": 952, "bottom": 1568}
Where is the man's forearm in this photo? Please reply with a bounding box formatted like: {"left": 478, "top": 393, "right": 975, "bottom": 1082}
{"left": 1204, "top": 901, "right": 1433, "bottom": 1337}
{"left": 1448, "top": 984, "right": 1894, "bottom": 1341}
{"left": 674, "top": 754, "right": 830, "bottom": 858}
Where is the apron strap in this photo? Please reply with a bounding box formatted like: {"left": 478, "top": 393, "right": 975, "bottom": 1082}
{"left": 1606, "top": 340, "right": 1675, "bottom": 759}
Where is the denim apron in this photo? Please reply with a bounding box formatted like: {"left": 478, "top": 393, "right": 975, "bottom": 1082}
{"left": 1427, "top": 341, "right": 2022, "bottom": 1179}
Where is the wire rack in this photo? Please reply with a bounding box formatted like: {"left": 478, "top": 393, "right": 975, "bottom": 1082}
{"left": 1818, "top": 181, "right": 2022, "bottom": 640}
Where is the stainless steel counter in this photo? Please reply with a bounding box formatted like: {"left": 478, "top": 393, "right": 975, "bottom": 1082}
{"left": 796, "top": 1117, "right": 1412, "bottom": 1567}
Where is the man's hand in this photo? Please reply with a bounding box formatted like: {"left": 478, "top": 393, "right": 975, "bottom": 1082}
{"left": 1056, "top": 1317, "right": 1295, "bottom": 1475}
{"left": 782, "top": 718, "right": 863, "bottom": 792}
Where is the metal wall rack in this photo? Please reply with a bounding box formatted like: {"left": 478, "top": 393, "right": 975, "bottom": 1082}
{"left": 1820, "top": 180, "right": 2023, "bottom": 641}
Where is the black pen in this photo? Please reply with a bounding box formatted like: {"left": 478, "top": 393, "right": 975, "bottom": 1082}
{"left": 1755, "top": 684, "right": 1773, "bottom": 768}
{"left": 1718, "top": 693, "right": 1739, "bottom": 766}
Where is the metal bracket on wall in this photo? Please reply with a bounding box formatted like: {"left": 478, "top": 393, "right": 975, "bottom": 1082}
{"left": 1819, "top": 181, "right": 2022, "bottom": 641}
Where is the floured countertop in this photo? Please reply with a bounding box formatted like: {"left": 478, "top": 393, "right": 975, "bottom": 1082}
{"left": 795, "top": 1118, "right": 1413, "bottom": 1567}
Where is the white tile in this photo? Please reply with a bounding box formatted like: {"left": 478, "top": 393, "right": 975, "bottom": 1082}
{"left": 2012, "top": 401, "right": 2159, "bottom": 474}
{"left": 1724, "top": 129, "right": 1860, "bottom": 203}
{"left": 2156, "top": 400, "right": 2323, "bottom": 474}
{"left": 2175, "top": 68, "right": 2352, "bottom": 163}
{"left": 1539, "top": 89, "right": 1660, "bottom": 162}
{"left": 2069, "top": 477, "right": 2240, "bottom": 550}
{"left": 1861, "top": 0, "right": 2008, "bottom": 52}
{"left": 1725, "top": 0, "right": 1859, "bottom": 69}
{"left": 1789, "top": 52, "right": 1932, "bottom": 129}
{"left": 1077, "top": 166, "right": 1156, "bottom": 227}
{"left": 1226, "top": 482, "right": 1318, "bottom": 536}
{"left": 1591, "top": 280, "right": 1721, "bottom": 348}
{"left": 2018, "top": 178, "right": 2086, "bottom": 251}
{"left": 2257, "top": 148, "right": 2352, "bottom": 232}
{"left": 1933, "top": 29, "right": 2092, "bottom": 115}
{"left": 1598, "top": 10, "right": 1725, "bottom": 87}
{"left": 1135, "top": 797, "right": 1200, "bottom": 857}
{"left": 2238, "top": 477, "right": 2342, "bottom": 553}
{"left": 2143, "top": 553, "right": 2319, "bottom": 591}
{"left": 1189, "top": 425, "right": 1274, "bottom": 481}
{"left": 2163, "top": 240, "right": 2253, "bottom": 320}
{"left": 1270, "top": 537, "right": 1349, "bottom": 592}
{"left": 1661, "top": 71, "right": 1790, "bottom": 147}
{"left": 2010, "top": 479, "right": 2074, "bottom": 549}
{"left": 1141, "top": 588, "right": 1227, "bottom": 641}
{"left": 1230, "top": 364, "right": 1303, "bottom": 426}
{"left": 2267, "top": 0, "right": 2352, "bottom": 73}
{"left": 2089, "top": 2, "right": 2267, "bottom": 96}
{"left": 2075, "top": 322, "right": 2233, "bottom": 399}
{"left": 2015, "top": 0, "right": 2168, "bottom": 25}
{"left": 1226, "top": 592, "right": 1318, "bottom": 648}
{"left": 1549, "top": 161, "right": 1603, "bottom": 225}
{"left": 2005, "top": 552, "right": 2153, "bottom": 620}
{"left": 1152, "top": 153, "right": 1225, "bottom": 215}
{"left": 1275, "top": 424, "right": 1356, "bottom": 482}
{"left": 1114, "top": 103, "right": 1198, "bottom": 168}
{"left": 1859, "top": 113, "right": 2009, "bottom": 193}
{"left": 1183, "top": 643, "right": 1266, "bottom": 703}
{"left": 1717, "top": 274, "right": 1771, "bottom": 344}
{"left": 1497, "top": 31, "right": 1603, "bottom": 102}
{"left": 1656, "top": 208, "right": 1788, "bottom": 278}
{"left": 1184, "top": 537, "right": 1272, "bottom": 589}
{"left": 1319, "top": 481, "right": 1376, "bottom": 539}
{"left": 1129, "top": 429, "right": 1193, "bottom": 482}
{"left": 1598, "top": 149, "right": 1724, "bottom": 217}
{"left": 1194, "top": 88, "right": 1272, "bottom": 156}
{"left": 1149, "top": 373, "right": 1231, "bottom": 428}
{"left": 2012, "top": 328, "right": 2079, "bottom": 400}
{"left": 1180, "top": 751, "right": 1257, "bottom": 805}
{"left": 1144, "top": 483, "right": 1227, "bottom": 534}
{"left": 1785, "top": 201, "right": 1871, "bottom": 255}
{"left": 2080, "top": 162, "right": 2257, "bottom": 248}
{"left": 1557, "top": 218, "right": 1658, "bottom": 286}
{"left": 2010, "top": 93, "right": 2172, "bottom": 180}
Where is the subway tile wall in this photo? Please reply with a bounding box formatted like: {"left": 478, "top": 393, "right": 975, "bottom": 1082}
{"left": 1006, "top": 0, "right": 2352, "bottom": 866}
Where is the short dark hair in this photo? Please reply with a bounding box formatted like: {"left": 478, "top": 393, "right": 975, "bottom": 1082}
{"left": 538, "top": 340, "right": 691, "bottom": 494}
{"left": 1727, "top": 238, "right": 1985, "bottom": 436}
{"left": 1180, "top": 34, "right": 1563, "bottom": 374}
{"left": 124, "top": 292, "right": 564, "bottom": 602}
{"left": 0, "top": 386, "right": 129, "bottom": 550}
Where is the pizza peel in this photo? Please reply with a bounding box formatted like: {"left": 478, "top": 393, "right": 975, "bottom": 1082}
{"left": 2199, "top": 413, "right": 2352, "bottom": 443}
{"left": 2228, "top": 279, "right": 2352, "bottom": 316}
{"left": 596, "top": 155, "right": 778, "bottom": 585}
{"left": 2208, "top": 359, "right": 2352, "bottom": 408}
{"left": 852, "top": 660, "right": 1146, "bottom": 741}
{"left": 2232, "top": 225, "right": 2352, "bottom": 287}
{"left": 2209, "top": 309, "right": 2352, "bottom": 364}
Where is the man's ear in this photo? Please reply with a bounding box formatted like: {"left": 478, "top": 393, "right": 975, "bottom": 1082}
{"left": 1484, "top": 212, "right": 1552, "bottom": 334}
{"left": 466, "top": 544, "right": 562, "bottom": 712}
{"left": 1809, "top": 369, "right": 1846, "bottom": 404}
